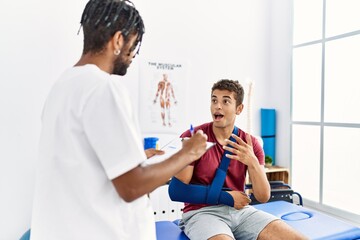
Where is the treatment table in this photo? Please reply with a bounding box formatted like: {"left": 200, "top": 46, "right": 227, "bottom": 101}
{"left": 156, "top": 201, "right": 360, "bottom": 240}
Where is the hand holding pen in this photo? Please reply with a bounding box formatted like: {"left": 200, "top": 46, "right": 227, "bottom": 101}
{"left": 190, "top": 124, "right": 194, "bottom": 136}
{"left": 187, "top": 124, "right": 215, "bottom": 150}
{"left": 180, "top": 124, "right": 208, "bottom": 161}
{"left": 182, "top": 124, "right": 195, "bottom": 140}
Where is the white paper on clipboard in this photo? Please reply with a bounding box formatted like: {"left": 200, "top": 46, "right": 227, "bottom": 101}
{"left": 143, "top": 138, "right": 215, "bottom": 166}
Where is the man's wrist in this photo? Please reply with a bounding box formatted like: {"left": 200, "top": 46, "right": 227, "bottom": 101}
{"left": 247, "top": 158, "right": 262, "bottom": 171}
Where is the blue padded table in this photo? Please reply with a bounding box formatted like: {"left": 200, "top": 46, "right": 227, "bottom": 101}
{"left": 254, "top": 201, "right": 360, "bottom": 240}
{"left": 156, "top": 220, "right": 189, "bottom": 240}
{"left": 156, "top": 201, "right": 360, "bottom": 240}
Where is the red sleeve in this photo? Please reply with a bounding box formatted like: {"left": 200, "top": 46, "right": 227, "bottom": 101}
{"left": 180, "top": 130, "right": 192, "bottom": 138}
{"left": 252, "top": 136, "right": 265, "bottom": 165}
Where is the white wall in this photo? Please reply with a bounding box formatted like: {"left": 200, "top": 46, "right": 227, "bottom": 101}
{"left": 0, "top": 1, "right": 87, "bottom": 239}
{"left": 268, "top": 1, "right": 293, "bottom": 168}
{"left": 127, "top": 0, "right": 273, "bottom": 133}
{"left": 0, "top": 0, "right": 292, "bottom": 239}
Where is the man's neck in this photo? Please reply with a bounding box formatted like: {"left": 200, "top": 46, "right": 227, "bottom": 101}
{"left": 75, "top": 53, "right": 112, "bottom": 74}
{"left": 212, "top": 124, "right": 235, "bottom": 146}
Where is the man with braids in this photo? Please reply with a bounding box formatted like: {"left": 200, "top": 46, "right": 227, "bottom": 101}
{"left": 30, "top": 1, "right": 208, "bottom": 239}
{"left": 173, "top": 80, "right": 308, "bottom": 240}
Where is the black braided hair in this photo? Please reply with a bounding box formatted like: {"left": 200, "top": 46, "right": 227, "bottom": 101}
{"left": 212, "top": 79, "right": 244, "bottom": 106}
{"left": 79, "top": 0, "right": 145, "bottom": 55}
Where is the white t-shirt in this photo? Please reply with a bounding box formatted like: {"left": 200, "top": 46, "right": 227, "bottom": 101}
{"left": 30, "top": 65, "right": 155, "bottom": 240}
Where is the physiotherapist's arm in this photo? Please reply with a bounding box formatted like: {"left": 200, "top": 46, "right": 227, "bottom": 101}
{"left": 81, "top": 84, "right": 208, "bottom": 202}
{"left": 112, "top": 132, "right": 207, "bottom": 202}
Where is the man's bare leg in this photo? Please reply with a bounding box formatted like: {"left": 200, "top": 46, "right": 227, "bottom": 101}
{"left": 208, "top": 234, "right": 233, "bottom": 240}
{"left": 258, "top": 220, "right": 309, "bottom": 240}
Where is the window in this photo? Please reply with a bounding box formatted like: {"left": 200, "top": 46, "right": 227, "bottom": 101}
{"left": 323, "top": 126, "right": 360, "bottom": 214}
{"left": 292, "top": 44, "right": 322, "bottom": 122}
{"left": 324, "top": 35, "right": 360, "bottom": 123}
{"left": 292, "top": 0, "right": 360, "bottom": 223}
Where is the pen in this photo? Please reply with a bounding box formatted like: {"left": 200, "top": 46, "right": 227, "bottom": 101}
{"left": 190, "top": 124, "right": 194, "bottom": 136}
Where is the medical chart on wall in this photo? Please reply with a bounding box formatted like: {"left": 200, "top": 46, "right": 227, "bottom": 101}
{"left": 139, "top": 59, "right": 188, "bottom": 134}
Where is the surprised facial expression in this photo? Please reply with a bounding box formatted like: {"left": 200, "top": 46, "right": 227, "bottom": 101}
{"left": 211, "top": 89, "right": 243, "bottom": 129}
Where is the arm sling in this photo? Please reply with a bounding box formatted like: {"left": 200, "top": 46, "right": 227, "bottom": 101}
{"left": 168, "top": 126, "right": 239, "bottom": 207}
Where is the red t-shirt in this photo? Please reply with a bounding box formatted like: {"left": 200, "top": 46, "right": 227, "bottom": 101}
{"left": 180, "top": 122, "right": 265, "bottom": 213}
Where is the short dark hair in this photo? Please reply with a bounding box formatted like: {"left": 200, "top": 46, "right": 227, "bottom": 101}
{"left": 79, "top": 0, "right": 145, "bottom": 55}
{"left": 211, "top": 79, "right": 244, "bottom": 106}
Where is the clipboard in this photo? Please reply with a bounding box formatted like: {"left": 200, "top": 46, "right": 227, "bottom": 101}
{"left": 143, "top": 138, "right": 215, "bottom": 165}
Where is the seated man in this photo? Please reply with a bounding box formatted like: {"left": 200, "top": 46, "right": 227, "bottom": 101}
{"left": 174, "top": 79, "right": 308, "bottom": 240}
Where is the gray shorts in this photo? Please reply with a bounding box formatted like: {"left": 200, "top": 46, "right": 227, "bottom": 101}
{"left": 179, "top": 205, "right": 278, "bottom": 240}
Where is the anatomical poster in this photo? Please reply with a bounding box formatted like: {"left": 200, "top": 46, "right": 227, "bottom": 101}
{"left": 139, "top": 59, "right": 188, "bottom": 134}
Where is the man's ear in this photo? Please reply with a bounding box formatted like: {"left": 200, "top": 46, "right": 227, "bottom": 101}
{"left": 112, "top": 31, "right": 125, "bottom": 52}
{"left": 236, "top": 104, "right": 244, "bottom": 115}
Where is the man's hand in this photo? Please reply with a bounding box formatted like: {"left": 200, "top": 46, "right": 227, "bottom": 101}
{"left": 227, "top": 191, "right": 252, "bottom": 210}
{"left": 223, "top": 133, "right": 257, "bottom": 167}
{"left": 224, "top": 134, "right": 271, "bottom": 203}
{"left": 144, "top": 148, "right": 164, "bottom": 159}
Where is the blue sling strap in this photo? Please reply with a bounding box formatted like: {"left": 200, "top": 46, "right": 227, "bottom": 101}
{"left": 168, "top": 126, "right": 239, "bottom": 206}
{"left": 168, "top": 177, "right": 234, "bottom": 206}
{"left": 206, "top": 126, "right": 238, "bottom": 204}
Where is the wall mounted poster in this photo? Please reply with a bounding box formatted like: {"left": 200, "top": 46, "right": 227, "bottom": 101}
{"left": 139, "top": 59, "right": 188, "bottom": 134}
